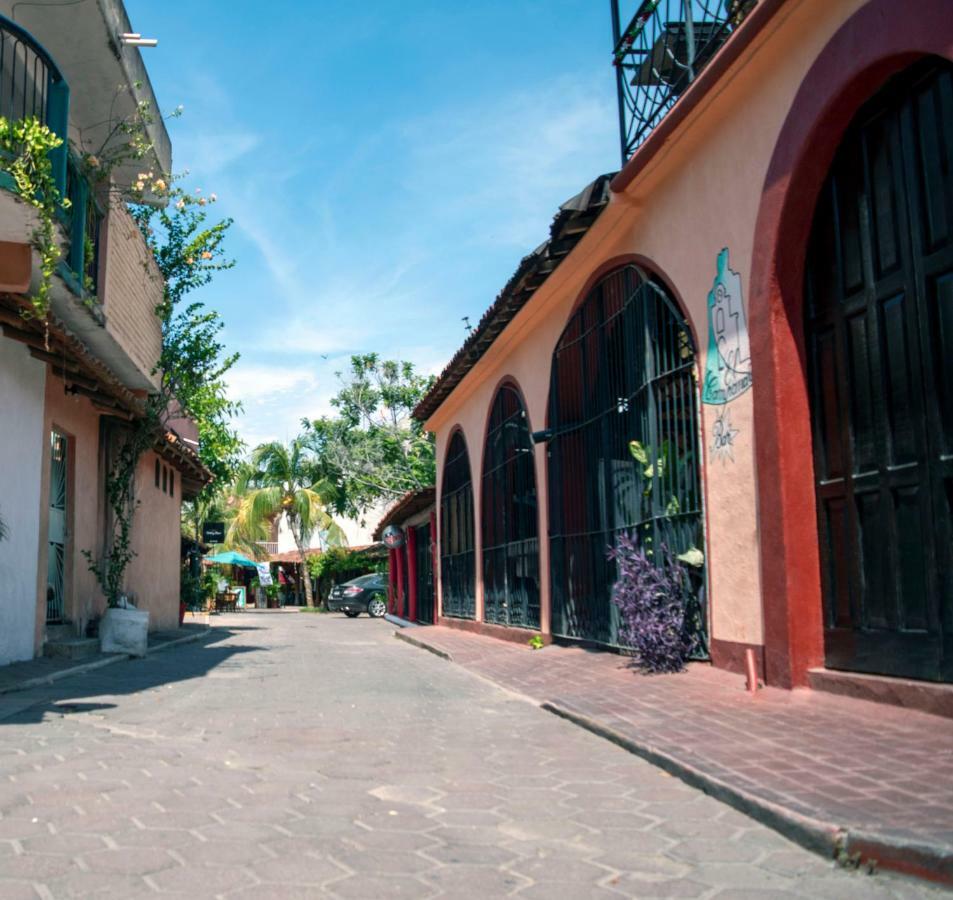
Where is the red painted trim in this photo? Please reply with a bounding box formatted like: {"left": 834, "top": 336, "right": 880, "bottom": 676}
{"left": 749, "top": 0, "right": 953, "bottom": 687}
{"left": 387, "top": 548, "right": 398, "bottom": 614}
{"left": 430, "top": 509, "right": 439, "bottom": 621}
{"left": 611, "top": 0, "right": 785, "bottom": 194}
{"left": 394, "top": 544, "right": 407, "bottom": 618}
{"left": 406, "top": 524, "right": 419, "bottom": 623}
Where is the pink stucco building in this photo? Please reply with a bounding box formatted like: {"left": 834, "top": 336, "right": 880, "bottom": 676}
{"left": 0, "top": 1, "right": 210, "bottom": 664}
{"left": 414, "top": 0, "right": 953, "bottom": 706}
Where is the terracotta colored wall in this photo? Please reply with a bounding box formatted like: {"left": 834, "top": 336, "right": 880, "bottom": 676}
{"left": 102, "top": 198, "right": 163, "bottom": 389}
{"left": 126, "top": 451, "right": 182, "bottom": 631}
{"left": 36, "top": 379, "right": 107, "bottom": 642}
{"left": 36, "top": 378, "right": 183, "bottom": 637}
{"left": 427, "top": 0, "right": 871, "bottom": 659}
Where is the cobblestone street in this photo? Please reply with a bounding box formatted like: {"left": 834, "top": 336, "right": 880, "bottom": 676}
{"left": 0, "top": 613, "right": 940, "bottom": 898}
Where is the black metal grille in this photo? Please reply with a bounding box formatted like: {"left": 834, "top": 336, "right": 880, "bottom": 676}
{"left": 548, "top": 265, "right": 706, "bottom": 649}
{"left": 481, "top": 385, "right": 540, "bottom": 629}
{"left": 611, "top": 0, "right": 756, "bottom": 163}
{"left": 0, "top": 21, "right": 49, "bottom": 123}
{"left": 440, "top": 431, "right": 475, "bottom": 619}
{"left": 415, "top": 522, "right": 435, "bottom": 624}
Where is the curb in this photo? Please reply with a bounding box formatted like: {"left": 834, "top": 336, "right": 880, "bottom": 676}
{"left": 397, "top": 631, "right": 953, "bottom": 887}
{"left": 0, "top": 627, "right": 212, "bottom": 695}
{"left": 540, "top": 702, "right": 842, "bottom": 859}
{"left": 394, "top": 630, "right": 453, "bottom": 662}
{"left": 544, "top": 702, "right": 953, "bottom": 886}
{"left": 385, "top": 613, "right": 417, "bottom": 629}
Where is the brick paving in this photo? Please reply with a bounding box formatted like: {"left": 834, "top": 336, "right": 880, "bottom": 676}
{"left": 0, "top": 623, "right": 210, "bottom": 695}
{"left": 0, "top": 613, "right": 939, "bottom": 897}
{"left": 396, "top": 625, "right": 953, "bottom": 885}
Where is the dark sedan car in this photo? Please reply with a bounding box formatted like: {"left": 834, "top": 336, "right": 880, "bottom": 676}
{"left": 327, "top": 573, "right": 389, "bottom": 618}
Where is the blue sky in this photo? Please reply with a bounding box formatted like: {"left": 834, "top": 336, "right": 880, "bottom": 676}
{"left": 126, "top": 0, "right": 620, "bottom": 449}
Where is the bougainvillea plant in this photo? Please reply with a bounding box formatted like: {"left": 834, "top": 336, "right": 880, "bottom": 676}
{"left": 608, "top": 532, "right": 698, "bottom": 674}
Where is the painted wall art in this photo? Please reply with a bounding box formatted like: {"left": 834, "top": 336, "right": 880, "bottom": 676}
{"left": 702, "top": 248, "right": 752, "bottom": 405}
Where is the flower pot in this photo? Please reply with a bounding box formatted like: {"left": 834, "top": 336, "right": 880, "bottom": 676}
{"left": 100, "top": 606, "right": 149, "bottom": 658}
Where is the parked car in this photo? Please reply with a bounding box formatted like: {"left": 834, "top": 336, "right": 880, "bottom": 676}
{"left": 327, "top": 573, "right": 389, "bottom": 618}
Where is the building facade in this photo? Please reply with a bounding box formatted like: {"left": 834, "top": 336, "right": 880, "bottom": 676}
{"left": 0, "top": 2, "right": 208, "bottom": 665}
{"left": 374, "top": 488, "right": 436, "bottom": 625}
{"left": 416, "top": 0, "right": 953, "bottom": 691}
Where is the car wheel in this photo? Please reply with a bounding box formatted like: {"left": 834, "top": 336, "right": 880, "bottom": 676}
{"left": 367, "top": 594, "right": 387, "bottom": 618}
{"left": 344, "top": 611, "right": 360, "bottom": 618}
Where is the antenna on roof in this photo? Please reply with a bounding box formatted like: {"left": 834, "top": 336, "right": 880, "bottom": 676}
{"left": 462, "top": 316, "right": 472, "bottom": 335}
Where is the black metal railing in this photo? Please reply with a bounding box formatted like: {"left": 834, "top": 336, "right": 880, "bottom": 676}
{"left": 611, "top": 0, "right": 756, "bottom": 163}
{"left": 440, "top": 431, "right": 476, "bottom": 619}
{"left": 481, "top": 385, "right": 540, "bottom": 629}
{"left": 548, "top": 266, "right": 707, "bottom": 651}
{"left": 0, "top": 14, "right": 69, "bottom": 193}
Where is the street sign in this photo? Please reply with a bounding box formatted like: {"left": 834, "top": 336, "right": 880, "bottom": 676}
{"left": 202, "top": 521, "right": 225, "bottom": 544}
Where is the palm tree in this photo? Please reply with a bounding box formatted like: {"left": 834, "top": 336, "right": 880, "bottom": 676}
{"left": 229, "top": 438, "right": 344, "bottom": 606}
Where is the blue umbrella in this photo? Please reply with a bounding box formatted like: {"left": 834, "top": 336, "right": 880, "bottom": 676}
{"left": 204, "top": 550, "right": 259, "bottom": 568}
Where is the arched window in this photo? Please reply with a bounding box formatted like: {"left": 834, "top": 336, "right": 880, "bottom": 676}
{"left": 481, "top": 384, "right": 540, "bottom": 628}
{"left": 548, "top": 265, "right": 704, "bottom": 648}
{"left": 440, "top": 431, "right": 475, "bottom": 619}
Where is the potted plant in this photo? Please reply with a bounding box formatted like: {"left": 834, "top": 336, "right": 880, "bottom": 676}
{"left": 99, "top": 594, "right": 149, "bottom": 657}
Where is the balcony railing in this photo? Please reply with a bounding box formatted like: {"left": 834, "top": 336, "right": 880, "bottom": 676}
{"left": 61, "top": 155, "right": 103, "bottom": 299}
{"left": 0, "top": 14, "right": 69, "bottom": 194}
{"left": 612, "top": 0, "right": 756, "bottom": 163}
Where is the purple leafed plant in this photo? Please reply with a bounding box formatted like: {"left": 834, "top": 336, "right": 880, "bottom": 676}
{"left": 608, "top": 532, "right": 696, "bottom": 674}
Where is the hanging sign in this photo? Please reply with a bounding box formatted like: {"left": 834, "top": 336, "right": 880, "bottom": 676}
{"left": 202, "top": 521, "right": 225, "bottom": 544}
{"left": 382, "top": 525, "right": 405, "bottom": 549}
{"left": 256, "top": 562, "right": 272, "bottom": 587}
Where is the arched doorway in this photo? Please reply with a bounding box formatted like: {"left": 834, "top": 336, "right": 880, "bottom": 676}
{"left": 548, "top": 265, "right": 705, "bottom": 648}
{"left": 439, "top": 431, "right": 475, "bottom": 619}
{"left": 481, "top": 384, "right": 540, "bottom": 629}
{"left": 804, "top": 59, "right": 953, "bottom": 682}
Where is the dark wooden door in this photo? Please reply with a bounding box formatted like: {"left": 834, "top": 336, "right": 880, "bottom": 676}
{"left": 805, "top": 60, "right": 953, "bottom": 682}
{"left": 415, "top": 522, "right": 434, "bottom": 624}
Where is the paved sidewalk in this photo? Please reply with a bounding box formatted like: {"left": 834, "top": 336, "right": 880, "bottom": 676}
{"left": 0, "top": 621, "right": 210, "bottom": 695}
{"left": 396, "top": 626, "right": 953, "bottom": 886}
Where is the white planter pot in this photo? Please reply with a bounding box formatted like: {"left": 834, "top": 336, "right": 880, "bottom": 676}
{"left": 100, "top": 606, "right": 149, "bottom": 658}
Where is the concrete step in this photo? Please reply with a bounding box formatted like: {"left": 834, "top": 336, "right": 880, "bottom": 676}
{"left": 44, "top": 623, "right": 76, "bottom": 643}
{"left": 43, "top": 637, "right": 100, "bottom": 661}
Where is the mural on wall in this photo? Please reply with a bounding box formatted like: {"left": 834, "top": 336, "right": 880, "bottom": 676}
{"left": 710, "top": 407, "right": 739, "bottom": 464}
{"left": 702, "top": 248, "right": 752, "bottom": 405}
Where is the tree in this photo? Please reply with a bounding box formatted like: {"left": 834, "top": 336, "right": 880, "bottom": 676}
{"left": 230, "top": 438, "right": 344, "bottom": 606}
{"left": 130, "top": 178, "right": 244, "bottom": 494}
{"left": 303, "top": 354, "right": 436, "bottom": 519}
{"left": 85, "top": 176, "right": 242, "bottom": 603}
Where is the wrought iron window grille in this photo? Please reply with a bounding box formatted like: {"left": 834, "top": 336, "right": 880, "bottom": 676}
{"left": 548, "top": 265, "right": 707, "bottom": 652}
{"left": 481, "top": 386, "right": 541, "bottom": 630}
{"left": 440, "top": 431, "right": 476, "bottom": 620}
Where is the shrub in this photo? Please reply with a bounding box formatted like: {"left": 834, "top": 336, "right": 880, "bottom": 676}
{"left": 608, "top": 532, "right": 698, "bottom": 674}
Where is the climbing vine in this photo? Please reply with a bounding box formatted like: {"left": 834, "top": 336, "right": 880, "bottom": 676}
{"left": 0, "top": 116, "right": 69, "bottom": 319}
